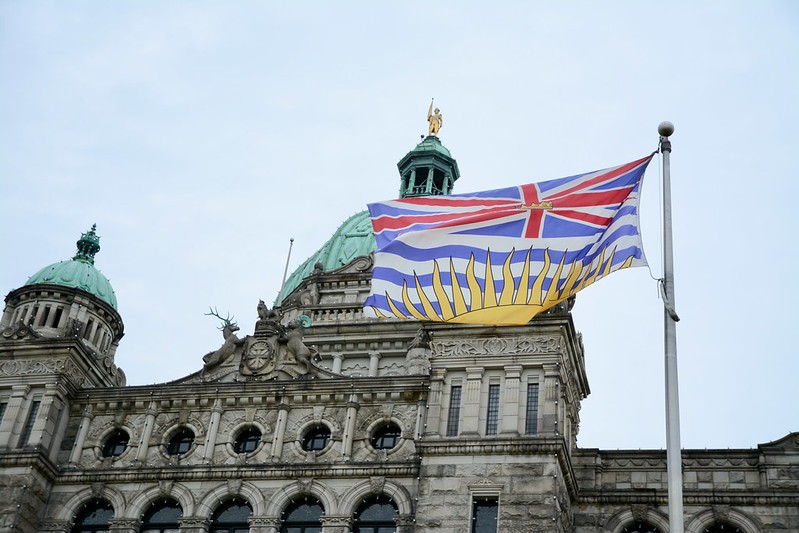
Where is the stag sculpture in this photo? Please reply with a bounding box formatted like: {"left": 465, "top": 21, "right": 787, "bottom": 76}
{"left": 202, "top": 307, "right": 245, "bottom": 368}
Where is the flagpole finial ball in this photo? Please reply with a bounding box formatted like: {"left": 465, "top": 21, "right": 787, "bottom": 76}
{"left": 658, "top": 121, "right": 675, "bottom": 137}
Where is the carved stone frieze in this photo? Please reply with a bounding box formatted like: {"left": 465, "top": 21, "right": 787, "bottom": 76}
{"left": 430, "top": 335, "right": 561, "bottom": 358}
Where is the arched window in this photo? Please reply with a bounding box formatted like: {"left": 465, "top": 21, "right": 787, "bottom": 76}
{"left": 280, "top": 497, "right": 324, "bottom": 533}
{"left": 166, "top": 427, "right": 195, "bottom": 456}
{"left": 210, "top": 498, "right": 252, "bottom": 533}
{"left": 353, "top": 495, "right": 398, "bottom": 533}
{"left": 71, "top": 499, "right": 113, "bottom": 533}
{"left": 141, "top": 498, "right": 182, "bottom": 532}
{"left": 702, "top": 524, "right": 743, "bottom": 533}
{"left": 622, "top": 523, "right": 662, "bottom": 533}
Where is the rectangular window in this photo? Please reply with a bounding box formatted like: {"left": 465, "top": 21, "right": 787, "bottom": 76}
{"left": 52, "top": 306, "right": 64, "bottom": 328}
{"left": 485, "top": 384, "right": 500, "bottom": 435}
{"left": 471, "top": 496, "right": 498, "bottom": 533}
{"left": 446, "top": 385, "right": 462, "bottom": 437}
{"left": 525, "top": 383, "right": 539, "bottom": 434}
{"left": 19, "top": 400, "right": 41, "bottom": 447}
{"left": 0, "top": 402, "right": 7, "bottom": 424}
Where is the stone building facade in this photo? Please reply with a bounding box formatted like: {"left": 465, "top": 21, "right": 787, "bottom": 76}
{"left": 0, "top": 137, "right": 797, "bottom": 533}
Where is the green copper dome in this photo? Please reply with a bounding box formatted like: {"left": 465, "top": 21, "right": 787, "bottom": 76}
{"left": 24, "top": 225, "right": 118, "bottom": 310}
{"left": 279, "top": 210, "right": 376, "bottom": 303}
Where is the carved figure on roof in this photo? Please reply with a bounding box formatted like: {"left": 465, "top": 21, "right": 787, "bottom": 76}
{"left": 406, "top": 326, "right": 431, "bottom": 375}
{"left": 281, "top": 320, "right": 319, "bottom": 376}
{"left": 202, "top": 308, "right": 245, "bottom": 369}
{"left": 427, "top": 99, "right": 443, "bottom": 136}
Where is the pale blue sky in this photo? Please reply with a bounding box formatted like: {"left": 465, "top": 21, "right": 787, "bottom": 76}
{"left": 1, "top": 1, "right": 797, "bottom": 450}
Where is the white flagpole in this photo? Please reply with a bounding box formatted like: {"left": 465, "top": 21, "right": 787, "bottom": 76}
{"left": 659, "top": 121, "right": 684, "bottom": 533}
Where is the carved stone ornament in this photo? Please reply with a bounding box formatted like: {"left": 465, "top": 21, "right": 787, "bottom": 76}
{"left": 430, "top": 335, "right": 561, "bottom": 357}
{"left": 1, "top": 321, "right": 42, "bottom": 340}
{"left": 369, "top": 476, "right": 386, "bottom": 494}
{"left": 631, "top": 504, "right": 649, "bottom": 522}
{"left": 240, "top": 337, "right": 276, "bottom": 376}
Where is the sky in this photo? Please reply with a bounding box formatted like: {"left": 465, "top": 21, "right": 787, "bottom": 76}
{"left": 1, "top": 1, "right": 797, "bottom": 451}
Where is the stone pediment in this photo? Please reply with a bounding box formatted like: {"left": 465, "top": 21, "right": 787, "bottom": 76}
{"left": 193, "top": 314, "right": 338, "bottom": 383}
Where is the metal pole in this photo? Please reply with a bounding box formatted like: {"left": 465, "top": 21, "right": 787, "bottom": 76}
{"left": 659, "top": 121, "right": 684, "bottom": 533}
{"left": 277, "top": 237, "right": 295, "bottom": 306}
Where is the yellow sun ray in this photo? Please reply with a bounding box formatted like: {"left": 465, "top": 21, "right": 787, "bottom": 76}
{"left": 431, "top": 260, "right": 454, "bottom": 320}
{"left": 514, "top": 247, "right": 532, "bottom": 305}
{"left": 414, "top": 272, "right": 442, "bottom": 321}
{"left": 484, "top": 250, "right": 498, "bottom": 308}
{"left": 466, "top": 253, "right": 482, "bottom": 310}
{"left": 499, "top": 248, "right": 516, "bottom": 306}
{"left": 371, "top": 306, "right": 391, "bottom": 319}
{"left": 401, "top": 280, "right": 428, "bottom": 321}
{"left": 385, "top": 293, "right": 409, "bottom": 320}
{"left": 543, "top": 252, "right": 568, "bottom": 304}
{"left": 450, "top": 258, "right": 468, "bottom": 316}
{"left": 529, "top": 248, "right": 552, "bottom": 305}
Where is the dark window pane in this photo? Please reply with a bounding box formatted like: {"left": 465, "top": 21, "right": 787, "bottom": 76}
{"left": 302, "top": 426, "right": 330, "bottom": 451}
{"left": 73, "top": 499, "right": 113, "bottom": 532}
{"left": 701, "top": 524, "right": 743, "bottom": 533}
{"left": 210, "top": 499, "right": 252, "bottom": 533}
{"left": 167, "top": 428, "right": 195, "bottom": 455}
{"left": 19, "top": 400, "right": 40, "bottom": 446}
{"left": 234, "top": 427, "right": 261, "bottom": 454}
{"left": 471, "top": 497, "right": 498, "bottom": 533}
{"left": 142, "top": 498, "right": 182, "bottom": 530}
{"left": 354, "top": 496, "right": 397, "bottom": 533}
{"left": 102, "top": 429, "right": 129, "bottom": 457}
{"left": 280, "top": 498, "right": 324, "bottom": 533}
{"left": 371, "top": 424, "right": 401, "bottom": 450}
{"left": 525, "top": 383, "right": 539, "bottom": 434}
{"left": 446, "top": 386, "right": 462, "bottom": 436}
{"left": 485, "top": 385, "right": 500, "bottom": 435}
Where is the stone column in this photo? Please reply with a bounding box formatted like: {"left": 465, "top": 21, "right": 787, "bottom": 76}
{"left": 414, "top": 395, "right": 427, "bottom": 440}
{"left": 321, "top": 515, "right": 351, "bottom": 533}
{"left": 271, "top": 403, "right": 290, "bottom": 459}
{"left": 428, "top": 369, "right": 447, "bottom": 437}
{"left": 331, "top": 352, "right": 344, "bottom": 374}
{"left": 500, "top": 365, "right": 522, "bottom": 436}
{"left": 135, "top": 402, "right": 157, "bottom": 464}
{"left": 202, "top": 399, "right": 223, "bottom": 463}
{"left": 460, "top": 367, "right": 484, "bottom": 436}
{"left": 178, "top": 516, "right": 210, "bottom": 533}
{"left": 69, "top": 406, "right": 94, "bottom": 464}
{"left": 368, "top": 351, "right": 381, "bottom": 377}
{"left": 340, "top": 396, "right": 359, "bottom": 458}
{"left": 0, "top": 385, "right": 30, "bottom": 448}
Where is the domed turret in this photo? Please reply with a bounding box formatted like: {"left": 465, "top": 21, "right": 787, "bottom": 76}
{"left": 24, "top": 224, "right": 118, "bottom": 310}
{"left": 1, "top": 225, "right": 124, "bottom": 362}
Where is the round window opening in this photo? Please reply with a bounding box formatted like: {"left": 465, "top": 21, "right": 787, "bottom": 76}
{"left": 302, "top": 425, "right": 331, "bottom": 452}
{"left": 370, "top": 423, "right": 401, "bottom": 450}
{"left": 102, "top": 429, "right": 129, "bottom": 458}
{"left": 167, "top": 427, "right": 195, "bottom": 456}
{"left": 233, "top": 426, "right": 262, "bottom": 454}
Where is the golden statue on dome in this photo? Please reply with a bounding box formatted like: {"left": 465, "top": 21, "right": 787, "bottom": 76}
{"left": 427, "top": 99, "right": 443, "bottom": 136}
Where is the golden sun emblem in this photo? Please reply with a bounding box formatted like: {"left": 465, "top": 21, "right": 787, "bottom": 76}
{"left": 371, "top": 247, "right": 632, "bottom": 324}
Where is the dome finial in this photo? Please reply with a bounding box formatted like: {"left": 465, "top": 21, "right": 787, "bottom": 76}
{"left": 73, "top": 224, "right": 101, "bottom": 264}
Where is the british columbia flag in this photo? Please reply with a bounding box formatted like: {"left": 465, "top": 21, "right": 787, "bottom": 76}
{"left": 365, "top": 154, "right": 654, "bottom": 324}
